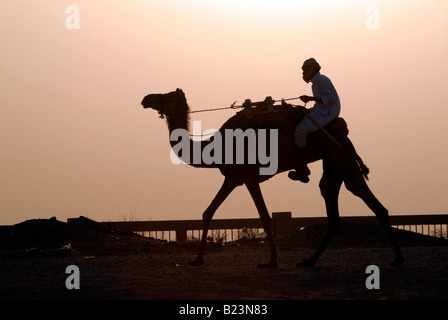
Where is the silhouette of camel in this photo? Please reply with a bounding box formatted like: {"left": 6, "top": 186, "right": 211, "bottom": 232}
{"left": 141, "top": 88, "right": 404, "bottom": 268}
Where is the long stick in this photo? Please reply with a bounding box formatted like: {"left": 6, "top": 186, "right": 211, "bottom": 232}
{"left": 302, "top": 109, "right": 343, "bottom": 149}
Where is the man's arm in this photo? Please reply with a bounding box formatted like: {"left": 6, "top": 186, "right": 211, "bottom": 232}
{"left": 299, "top": 95, "right": 322, "bottom": 104}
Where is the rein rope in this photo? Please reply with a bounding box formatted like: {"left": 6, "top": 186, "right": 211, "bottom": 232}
{"left": 187, "top": 96, "right": 302, "bottom": 115}
{"left": 158, "top": 96, "right": 303, "bottom": 138}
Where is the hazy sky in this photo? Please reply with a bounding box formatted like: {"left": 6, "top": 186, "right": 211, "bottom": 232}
{"left": 1, "top": 0, "right": 447, "bottom": 225}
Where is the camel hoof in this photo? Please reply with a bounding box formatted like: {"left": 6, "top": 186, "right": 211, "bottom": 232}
{"left": 188, "top": 260, "right": 204, "bottom": 267}
{"left": 258, "top": 261, "right": 278, "bottom": 268}
{"left": 296, "top": 259, "right": 316, "bottom": 267}
{"left": 389, "top": 256, "right": 404, "bottom": 267}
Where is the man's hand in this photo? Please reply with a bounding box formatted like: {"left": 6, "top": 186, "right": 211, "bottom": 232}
{"left": 300, "top": 95, "right": 322, "bottom": 104}
{"left": 299, "top": 95, "right": 313, "bottom": 103}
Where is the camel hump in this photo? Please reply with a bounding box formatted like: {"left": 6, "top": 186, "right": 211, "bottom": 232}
{"left": 235, "top": 104, "right": 304, "bottom": 134}
{"left": 224, "top": 104, "right": 348, "bottom": 139}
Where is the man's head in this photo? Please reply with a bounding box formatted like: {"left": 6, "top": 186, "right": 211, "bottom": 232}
{"left": 301, "top": 58, "right": 321, "bottom": 83}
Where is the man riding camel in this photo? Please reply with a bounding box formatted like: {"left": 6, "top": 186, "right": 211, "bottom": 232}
{"left": 289, "top": 58, "right": 341, "bottom": 183}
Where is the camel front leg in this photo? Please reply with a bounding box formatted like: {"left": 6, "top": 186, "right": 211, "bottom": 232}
{"left": 189, "top": 178, "right": 237, "bottom": 266}
{"left": 245, "top": 179, "right": 278, "bottom": 268}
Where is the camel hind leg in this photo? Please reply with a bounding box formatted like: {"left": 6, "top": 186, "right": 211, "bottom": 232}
{"left": 342, "top": 153, "right": 404, "bottom": 266}
{"left": 297, "top": 158, "right": 343, "bottom": 267}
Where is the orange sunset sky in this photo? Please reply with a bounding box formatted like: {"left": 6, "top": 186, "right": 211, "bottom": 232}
{"left": 1, "top": 0, "right": 447, "bottom": 225}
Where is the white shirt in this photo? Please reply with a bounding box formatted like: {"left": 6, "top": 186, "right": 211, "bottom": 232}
{"left": 309, "top": 72, "right": 341, "bottom": 124}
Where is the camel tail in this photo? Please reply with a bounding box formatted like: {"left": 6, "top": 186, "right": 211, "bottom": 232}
{"left": 346, "top": 137, "right": 370, "bottom": 181}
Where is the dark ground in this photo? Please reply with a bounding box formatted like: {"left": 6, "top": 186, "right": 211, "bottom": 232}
{"left": 1, "top": 217, "right": 447, "bottom": 300}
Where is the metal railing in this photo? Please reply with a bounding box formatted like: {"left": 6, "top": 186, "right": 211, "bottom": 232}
{"left": 77, "top": 213, "right": 448, "bottom": 242}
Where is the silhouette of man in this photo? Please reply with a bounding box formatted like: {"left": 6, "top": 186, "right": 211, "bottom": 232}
{"left": 289, "top": 58, "right": 341, "bottom": 182}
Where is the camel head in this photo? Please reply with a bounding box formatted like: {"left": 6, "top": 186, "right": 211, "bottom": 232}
{"left": 141, "top": 88, "right": 188, "bottom": 118}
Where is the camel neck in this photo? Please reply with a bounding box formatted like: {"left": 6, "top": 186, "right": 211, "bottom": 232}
{"left": 164, "top": 101, "right": 191, "bottom": 150}
{"left": 165, "top": 99, "right": 190, "bottom": 132}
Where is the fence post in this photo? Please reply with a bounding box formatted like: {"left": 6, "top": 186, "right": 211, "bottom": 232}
{"left": 176, "top": 228, "right": 187, "bottom": 242}
{"left": 272, "top": 212, "right": 293, "bottom": 237}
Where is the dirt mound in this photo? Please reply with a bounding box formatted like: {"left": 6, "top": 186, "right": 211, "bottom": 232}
{"left": 279, "top": 222, "right": 448, "bottom": 250}
{"left": 0, "top": 216, "right": 165, "bottom": 256}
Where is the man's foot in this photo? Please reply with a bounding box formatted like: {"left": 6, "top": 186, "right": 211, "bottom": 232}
{"left": 288, "top": 165, "right": 311, "bottom": 183}
{"left": 288, "top": 171, "right": 309, "bottom": 183}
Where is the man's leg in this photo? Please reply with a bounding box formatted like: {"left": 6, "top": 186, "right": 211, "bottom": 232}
{"left": 289, "top": 117, "right": 318, "bottom": 183}
{"left": 294, "top": 115, "right": 320, "bottom": 147}
{"left": 294, "top": 121, "right": 309, "bottom": 147}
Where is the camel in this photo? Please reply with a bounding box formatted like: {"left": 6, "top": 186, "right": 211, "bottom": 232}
{"left": 141, "top": 88, "right": 404, "bottom": 268}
